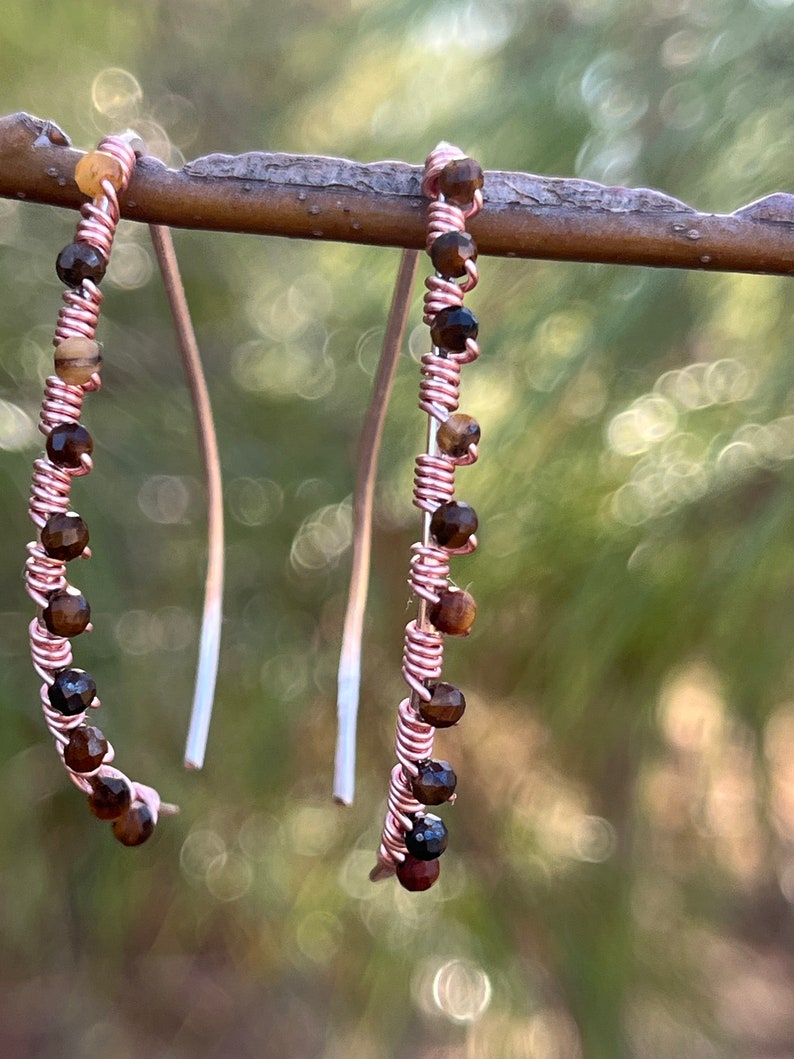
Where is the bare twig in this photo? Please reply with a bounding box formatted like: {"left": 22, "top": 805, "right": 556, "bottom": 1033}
{"left": 2, "top": 111, "right": 794, "bottom": 274}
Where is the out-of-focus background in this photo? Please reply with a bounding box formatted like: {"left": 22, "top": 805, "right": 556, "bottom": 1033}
{"left": 2, "top": 1, "right": 794, "bottom": 1056}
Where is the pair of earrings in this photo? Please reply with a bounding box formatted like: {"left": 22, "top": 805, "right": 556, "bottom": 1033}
{"left": 24, "top": 133, "right": 485, "bottom": 890}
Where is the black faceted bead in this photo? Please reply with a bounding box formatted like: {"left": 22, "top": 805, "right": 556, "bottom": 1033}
{"left": 41, "top": 511, "right": 89, "bottom": 561}
{"left": 411, "top": 760, "right": 457, "bottom": 805}
{"left": 48, "top": 668, "right": 96, "bottom": 716}
{"left": 405, "top": 814, "right": 448, "bottom": 860}
{"left": 56, "top": 242, "right": 107, "bottom": 288}
{"left": 430, "top": 500, "right": 478, "bottom": 549}
{"left": 88, "top": 775, "right": 132, "bottom": 821}
{"left": 46, "top": 422, "right": 93, "bottom": 470}
{"left": 430, "top": 306, "right": 479, "bottom": 352}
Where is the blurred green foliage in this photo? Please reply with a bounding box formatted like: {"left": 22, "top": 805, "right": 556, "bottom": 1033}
{"left": 3, "top": 1, "right": 794, "bottom": 1056}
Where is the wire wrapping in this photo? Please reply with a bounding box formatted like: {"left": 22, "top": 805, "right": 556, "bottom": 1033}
{"left": 24, "top": 134, "right": 172, "bottom": 827}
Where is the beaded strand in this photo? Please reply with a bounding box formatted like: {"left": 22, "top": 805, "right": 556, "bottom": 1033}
{"left": 24, "top": 134, "right": 176, "bottom": 845}
{"left": 371, "top": 143, "right": 484, "bottom": 890}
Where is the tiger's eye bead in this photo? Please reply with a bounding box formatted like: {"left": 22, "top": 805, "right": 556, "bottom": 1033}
{"left": 436, "top": 413, "right": 481, "bottom": 459}
{"left": 429, "top": 588, "right": 477, "bottom": 636}
{"left": 430, "top": 306, "right": 478, "bottom": 352}
{"left": 430, "top": 231, "right": 478, "bottom": 279}
{"left": 418, "top": 682, "right": 466, "bottom": 728}
{"left": 75, "top": 150, "right": 125, "bottom": 197}
{"left": 88, "top": 774, "right": 132, "bottom": 821}
{"left": 64, "top": 724, "right": 107, "bottom": 773}
{"left": 46, "top": 422, "right": 93, "bottom": 469}
{"left": 112, "top": 802, "right": 156, "bottom": 847}
{"left": 41, "top": 511, "right": 89, "bottom": 561}
{"left": 56, "top": 242, "right": 107, "bottom": 288}
{"left": 48, "top": 668, "right": 97, "bottom": 715}
{"left": 430, "top": 501, "right": 478, "bottom": 549}
{"left": 438, "top": 157, "right": 484, "bottom": 206}
{"left": 405, "top": 814, "right": 448, "bottom": 860}
{"left": 54, "top": 337, "right": 102, "bottom": 385}
{"left": 411, "top": 760, "right": 457, "bottom": 805}
{"left": 396, "top": 853, "right": 440, "bottom": 892}
{"left": 42, "top": 587, "right": 91, "bottom": 637}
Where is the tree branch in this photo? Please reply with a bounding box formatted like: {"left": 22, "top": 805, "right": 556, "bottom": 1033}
{"left": 2, "top": 111, "right": 794, "bottom": 275}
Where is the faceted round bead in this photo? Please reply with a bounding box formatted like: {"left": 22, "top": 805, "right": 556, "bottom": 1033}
{"left": 411, "top": 760, "right": 457, "bottom": 806}
{"left": 56, "top": 242, "right": 107, "bottom": 288}
{"left": 42, "top": 588, "right": 91, "bottom": 637}
{"left": 88, "top": 774, "right": 133, "bottom": 821}
{"left": 438, "top": 157, "right": 484, "bottom": 206}
{"left": 419, "top": 682, "right": 466, "bottom": 728}
{"left": 48, "top": 668, "right": 97, "bottom": 716}
{"left": 46, "top": 422, "right": 93, "bottom": 469}
{"left": 430, "top": 500, "right": 478, "bottom": 549}
{"left": 113, "top": 802, "right": 156, "bottom": 847}
{"left": 75, "top": 150, "right": 125, "bottom": 197}
{"left": 54, "top": 337, "right": 102, "bottom": 385}
{"left": 429, "top": 588, "right": 477, "bottom": 636}
{"left": 405, "top": 814, "right": 448, "bottom": 860}
{"left": 430, "top": 306, "right": 478, "bottom": 353}
{"left": 41, "top": 511, "right": 89, "bottom": 561}
{"left": 396, "top": 853, "right": 440, "bottom": 892}
{"left": 64, "top": 724, "right": 107, "bottom": 773}
{"left": 436, "top": 413, "right": 481, "bottom": 460}
{"left": 430, "top": 231, "right": 478, "bottom": 279}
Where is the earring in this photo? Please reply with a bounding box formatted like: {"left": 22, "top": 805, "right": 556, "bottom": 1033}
{"left": 371, "top": 143, "right": 484, "bottom": 890}
{"left": 24, "top": 133, "right": 181, "bottom": 844}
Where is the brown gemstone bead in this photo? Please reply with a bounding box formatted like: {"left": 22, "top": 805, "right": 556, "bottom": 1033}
{"left": 88, "top": 774, "right": 133, "bottom": 821}
{"left": 56, "top": 242, "right": 107, "bottom": 288}
{"left": 48, "top": 668, "right": 96, "bottom": 715}
{"left": 430, "top": 501, "right": 478, "bottom": 549}
{"left": 418, "top": 682, "right": 467, "bottom": 728}
{"left": 54, "top": 337, "right": 102, "bottom": 385}
{"left": 430, "top": 231, "right": 478, "bottom": 279}
{"left": 396, "top": 853, "right": 440, "bottom": 892}
{"left": 75, "top": 150, "right": 125, "bottom": 197}
{"left": 64, "top": 724, "right": 107, "bottom": 773}
{"left": 42, "top": 588, "right": 91, "bottom": 637}
{"left": 429, "top": 588, "right": 476, "bottom": 636}
{"left": 112, "top": 802, "right": 156, "bottom": 847}
{"left": 430, "top": 306, "right": 478, "bottom": 352}
{"left": 411, "top": 760, "right": 457, "bottom": 805}
{"left": 46, "top": 422, "right": 93, "bottom": 469}
{"left": 438, "top": 158, "right": 484, "bottom": 206}
{"left": 436, "top": 413, "right": 481, "bottom": 459}
{"left": 41, "top": 511, "right": 89, "bottom": 561}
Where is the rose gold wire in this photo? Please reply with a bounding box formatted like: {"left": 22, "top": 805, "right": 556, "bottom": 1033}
{"left": 333, "top": 249, "right": 421, "bottom": 806}
{"left": 148, "top": 224, "right": 224, "bottom": 772}
{"left": 24, "top": 133, "right": 177, "bottom": 823}
{"left": 371, "top": 142, "right": 483, "bottom": 882}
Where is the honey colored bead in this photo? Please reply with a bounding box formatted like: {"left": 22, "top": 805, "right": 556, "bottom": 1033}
{"left": 64, "top": 724, "right": 107, "bottom": 773}
{"left": 41, "top": 511, "right": 89, "bottom": 561}
{"left": 88, "top": 774, "right": 132, "bottom": 821}
{"left": 396, "top": 853, "right": 440, "bottom": 892}
{"left": 75, "top": 150, "right": 125, "bottom": 198}
{"left": 436, "top": 413, "right": 481, "bottom": 459}
{"left": 438, "top": 157, "right": 484, "bottom": 206}
{"left": 42, "top": 587, "right": 91, "bottom": 637}
{"left": 418, "top": 682, "right": 466, "bottom": 728}
{"left": 430, "top": 306, "right": 478, "bottom": 352}
{"left": 46, "top": 422, "right": 93, "bottom": 469}
{"left": 430, "top": 231, "right": 477, "bottom": 278}
{"left": 48, "top": 668, "right": 97, "bottom": 715}
{"left": 411, "top": 760, "right": 457, "bottom": 805}
{"left": 113, "top": 802, "right": 156, "bottom": 847}
{"left": 430, "top": 501, "right": 478, "bottom": 549}
{"left": 54, "top": 337, "right": 102, "bottom": 385}
{"left": 429, "top": 588, "right": 477, "bottom": 636}
{"left": 56, "top": 242, "right": 107, "bottom": 288}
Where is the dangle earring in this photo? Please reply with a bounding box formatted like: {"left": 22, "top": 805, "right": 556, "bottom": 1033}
{"left": 24, "top": 132, "right": 223, "bottom": 843}
{"left": 370, "top": 143, "right": 484, "bottom": 890}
